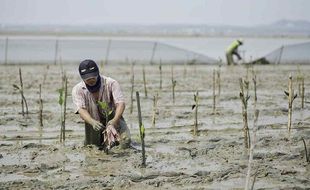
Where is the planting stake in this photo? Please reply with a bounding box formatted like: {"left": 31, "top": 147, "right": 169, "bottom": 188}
{"left": 39, "top": 84, "right": 43, "bottom": 127}
{"left": 150, "top": 42, "right": 157, "bottom": 65}
{"left": 105, "top": 39, "right": 111, "bottom": 65}
{"left": 4, "top": 37, "right": 8, "bottom": 64}
{"left": 130, "top": 62, "right": 134, "bottom": 114}
{"left": 143, "top": 65, "right": 148, "bottom": 98}
{"left": 136, "top": 91, "right": 146, "bottom": 167}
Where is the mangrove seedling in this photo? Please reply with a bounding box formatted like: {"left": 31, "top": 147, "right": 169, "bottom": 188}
{"left": 39, "top": 84, "right": 43, "bottom": 127}
{"left": 192, "top": 91, "right": 199, "bottom": 136}
{"left": 239, "top": 78, "right": 250, "bottom": 149}
{"left": 97, "top": 101, "right": 113, "bottom": 127}
{"left": 301, "top": 138, "right": 309, "bottom": 163}
{"left": 58, "top": 74, "right": 67, "bottom": 143}
{"left": 151, "top": 93, "right": 159, "bottom": 128}
{"left": 13, "top": 68, "right": 28, "bottom": 116}
{"left": 171, "top": 66, "right": 176, "bottom": 104}
{"left": 284, "top": 74, "right": 297, "bottom": 133}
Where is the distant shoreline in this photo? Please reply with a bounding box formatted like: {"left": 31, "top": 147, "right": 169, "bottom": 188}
{"left": 0, "top": 32, "right": 310, "bottom": 39}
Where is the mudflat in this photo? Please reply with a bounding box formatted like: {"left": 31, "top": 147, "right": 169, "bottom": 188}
{"left": 0, "top": 63, "right": 309, "bottom": 189}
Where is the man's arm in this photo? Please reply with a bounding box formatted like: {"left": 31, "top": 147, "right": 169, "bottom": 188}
{"left": 108, "top": 102, "right": 125, "bottom": 127}
{"left": 78, "top": 108, "right": 103, "bottom": 131}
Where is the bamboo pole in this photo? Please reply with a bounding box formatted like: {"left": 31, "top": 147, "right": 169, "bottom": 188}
{"left": 4, "top": 37, "right": 8, "bottom": 65}
{"left": 150, "top": 42, "right": 157, "bottom": 65}
{"left": 276, "top": 46, "right": 284, "bottom": 65}
{"left": 54, "top": 39, "right": 59, "bottom": 65}
{"left": 171, "top": 66, "right": 176, "bottom": 104}
{"left": 39, "top": 84, "right": 43, "bottom": 127}
{"left": 19, "top": 68, "right": 24, "bottom": 116}
{"left": 239, "top": 78, "right": 250, "bottom": 149}
{"left": 105, "top": 39, "right": 111, "bottom": 65}
{"left": 213, "top": 69, "right": 216, "bottom": 114}
{"left": 143, "top": 66, "right": 147, "bottom": 98}
{"left": 130, "top": 62, "right": 134, "bottom": 114}
{"left": 62, "top": 75, "right": 67, "bottom": 142}
{"left": 136, "top": 91, "right": 146, "bottom": 167}
{"left": 253, "top": 74, "right": 257, "bottom": 104}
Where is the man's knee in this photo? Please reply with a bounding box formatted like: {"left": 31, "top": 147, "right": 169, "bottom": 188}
{"left": 118, "top": 119, "right": 131, "bottom": 149}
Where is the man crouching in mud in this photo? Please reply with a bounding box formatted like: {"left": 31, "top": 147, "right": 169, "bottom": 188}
{"left": 72, "top": 59, "right": 131, "bottom": 151}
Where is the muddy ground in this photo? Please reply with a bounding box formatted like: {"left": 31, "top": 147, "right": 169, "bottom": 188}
{"left": 0, "top": 63, "right": 310, "bottom": 189}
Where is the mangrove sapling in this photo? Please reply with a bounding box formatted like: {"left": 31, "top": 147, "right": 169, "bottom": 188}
{"left": 151, "top": 93, "right": 159, "bottom": 128}
{"left": 239, "top": 78, "right": 250, "bottom": 149}
{"left": 39, "top": 84, "right": 43, "bottom": 127}
{"left": 97, "top": 100, "right": 114, "bottom": 153}
{"left": 143, "top": 65, "right": 148, "bottom": 98}
{"left": 159, "top": 60, "right": 162, "bottom": 90}
{"left": 97, "top": 101, "right": 113, "bottom": 127}
{"left": 58, "top": 73, "right": 68, "bottom": 143}
{"left": 13, "top": 68, "right": 29, "bottom": 116}
{"left": 217, "top": 65, "right": 221, "bottom": 97}
{"left": 136, "top": 91, "right": 146, "bottom": 167}
{"left": 245, "top": 110, "right": 259, "bottom": 190}
{"left": 171, "top": 66, "right": 177, "bottom": 104}
{"left": 284, "top": 74, "right": 297, "bottom": 133}
{"left": 192, "top": 91, "right": 199, "bottom": 136}
{"left": 301, "top": 138, "right": 309, "bottom": 163}
{"left": 130, "top": 62, "right": 135, "bottom": 114}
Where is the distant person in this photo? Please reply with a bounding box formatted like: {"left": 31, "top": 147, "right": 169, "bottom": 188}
{"left": 225, "top": 39, "right": 243, "bottom": 65}
{"left": 72, "top": 59, "right": 131, "bottom": 150}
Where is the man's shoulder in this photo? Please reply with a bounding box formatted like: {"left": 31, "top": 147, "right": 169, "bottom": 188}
{"left": 102, "top": 75, "right": 118, "bottom": 84}
{"left": 72, "top": 81, "right": 87, "bottom": 92}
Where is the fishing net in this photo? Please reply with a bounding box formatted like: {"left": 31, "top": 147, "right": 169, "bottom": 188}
{"left": 251, "top": 41, "right": 310, "bottom": 64}
{"left": 0, "top": 38, "right": 216, "bottom": 65}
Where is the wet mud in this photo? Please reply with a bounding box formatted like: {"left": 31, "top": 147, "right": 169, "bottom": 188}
{"left": 0, "top": 64, "right": 310, "bottom": 189}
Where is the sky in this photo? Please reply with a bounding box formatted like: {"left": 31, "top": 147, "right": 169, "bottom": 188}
{"left": 0, "top": 0, "right": 310, "bottom": 26}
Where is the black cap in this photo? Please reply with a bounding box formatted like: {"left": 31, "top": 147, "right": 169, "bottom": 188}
{"left": 79, "top": 59, "right": 99, "bottom": 80}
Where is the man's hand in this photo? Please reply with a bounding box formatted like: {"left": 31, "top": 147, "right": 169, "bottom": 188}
{"left": 107, "top": 119, "right": 117, "bottom": 128}
{"left": 90, "top": 119, "right": 103, "bottom": 131}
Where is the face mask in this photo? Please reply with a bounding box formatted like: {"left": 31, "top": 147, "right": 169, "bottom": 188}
{"left": 85, "top": 75, "right": 101, "bottom": 93}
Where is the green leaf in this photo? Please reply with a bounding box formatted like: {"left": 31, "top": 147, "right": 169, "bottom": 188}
{"left": 97, "top": 101, "right": 108, "bottom": 110}
{"left": 140, "top": 124, "right": 145, "bottom": 139}
{"left": 58, "top": 88, "right": 64, "bottom": 105}
{"left": 108, "top": 110, "right": 113, "bottom": 116}
{"left": 12, "top": 84, "right": 20, "bottom": 90}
